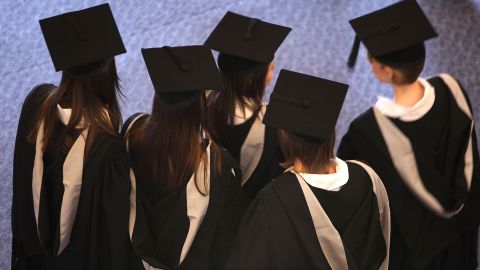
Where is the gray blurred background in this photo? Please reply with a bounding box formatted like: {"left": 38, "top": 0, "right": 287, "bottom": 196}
{"left": 1, "top": 0, "right": 479, "bottom": 268}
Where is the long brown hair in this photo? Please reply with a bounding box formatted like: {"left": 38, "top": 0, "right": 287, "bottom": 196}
{"left": 127, "top": 93, "right": 221, "bottom": 194}
{"left": 28, "top": 57, "right": 122, "bottom": 156}
{"left": 278, "top": 129, "right": 336, "bottom": 174}
{"left": 207, "top": 53, "right": 269, "bottom": 140}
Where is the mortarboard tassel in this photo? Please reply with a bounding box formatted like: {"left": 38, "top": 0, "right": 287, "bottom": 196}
{"left": 347, "top": 35, "right": 361, "bottom": 70}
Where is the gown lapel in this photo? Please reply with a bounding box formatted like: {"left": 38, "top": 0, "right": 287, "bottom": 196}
{"left": 32, "top": 119, "right": 89, "bottom": 256}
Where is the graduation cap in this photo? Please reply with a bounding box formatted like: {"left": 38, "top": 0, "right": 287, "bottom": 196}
{"left": 347, "top": 0, "right": 438, "bottom": 69}
{"left": 204, "top": 11, "right": 291, "bottom": 73}
{"left": 39, "top": 3, "right": 126, "bottom": 76}
{"left": 141, "top": 45, "right": 224, "bottom": 109}
{"left": 263, "top": 69, "right": 348, "bottom": 144}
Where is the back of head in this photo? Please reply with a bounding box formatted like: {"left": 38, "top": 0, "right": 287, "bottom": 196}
{"left": 29, "top": 57, "right": 122, "bottom": 156}
{"left": 129, "top": 93, "right": 215, "bottom": 193}
{"left": 262, "top": 69, "right": 349, "bottom": 173}
{"left": 208, "top": 53, "right": 269, "bottom": 140}
{"left": 33, "top": 3, "right": 126, "bottom": 154}
{"left": 369, "top": 43, "right": 426, "bottom": 85}
{"left": 347, "top": 0, "right": 437, "bottom": 73}
{"left": 278, "top": 129, "right": 336, "bottom": 174}
{"left": 204, "top": 11, "right": 291, "bottom": 140}
{"left": 131, "top": 45, "right": 225, "bottom": 193}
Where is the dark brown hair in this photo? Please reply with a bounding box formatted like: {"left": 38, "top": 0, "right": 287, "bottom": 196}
{"left": 368, "top": 53, "right": 425, "bottom": 85}
{"left": 28, "top": 57, "right": 122, "bottom": 156}
{"left": 127, "top": 93, "right": 221, "bottom": 194}
{"left": 278, "top": 129, "right": 336, "bottom": 174}
{"left": 391, "top": 63, "right": 424, "bottom": 85}
{"left": 207, "top": 56, "right": 269, "bottom": 140}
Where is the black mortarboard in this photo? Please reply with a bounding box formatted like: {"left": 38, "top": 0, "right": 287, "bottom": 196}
{"left": 141, "top": 45, "right": 224, "bottom": 109}
{"left": 347, "top": 0, "right": 438, "bottom": 69}
{"left": 204, "top": 11, "right": 291, "bottom": 73}
{"left": 39, "top": 3, "right": 126, "bottom": 76}
{"left": 263, "top": 69, "right": 348, "bottom": 144}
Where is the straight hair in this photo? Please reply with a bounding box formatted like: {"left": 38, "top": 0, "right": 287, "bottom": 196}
{"left": 207, "top": 56, "right": 269, "bottom": 140}
{"left": 28, "top": 57, "right": 122, "bottom": 157}
{"left": 127, "top": 93, "right": 222, "bottom": 195}
{"left": 278, "top": 129, "right": 336, "bottom": 174}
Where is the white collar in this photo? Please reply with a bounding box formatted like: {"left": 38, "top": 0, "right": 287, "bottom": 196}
{"left": 298, "top": 158, "right": 349, "bottom": 191}
{"left": 233, "top": 98, "right": 256, "bottom": 125}
{"left": 374, "top": 78, "right": 435, "bottom": 122}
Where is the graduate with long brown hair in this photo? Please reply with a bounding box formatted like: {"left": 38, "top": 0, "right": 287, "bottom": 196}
{"left": 204, "top": 12, "right": 291, "bottom": 198}
{"left": 123, "top": 45, "right": 248, "bottom": 270}
{"left": 11, "top": 4, "right": 135, "bottom": 269}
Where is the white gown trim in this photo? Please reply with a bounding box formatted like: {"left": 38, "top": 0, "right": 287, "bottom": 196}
{"left": 32, "top": 104, "right": 90, "bottom": 255}
{"left": 125, "top": 114, "right": 211, "bottom": 269}
{"left": 373, "top": 73, "right": 473, "bottom": 218}
{"left": 239, "top": 104, "right": 266, "bottom": 186}
{"left": 289, "top": 159, "right": 391, "bottom": 270}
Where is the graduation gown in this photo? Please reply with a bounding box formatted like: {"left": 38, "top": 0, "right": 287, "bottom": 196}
{"left": 124, "top": 114, "right": 249, "bottom": 270}
{"left": 11, "top": 84, "right": 135, "bottom": 269}
{"left": 226, "top": 160, "right": 390, "bottom": 270}
{"left": 338, "top": 74, "right": 480, "bottom": 269}
{"left": 219, "top": 104, "right": 284, "bottom": 199}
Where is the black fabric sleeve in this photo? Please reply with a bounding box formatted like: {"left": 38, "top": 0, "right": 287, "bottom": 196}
{"left": 11, "top": 84, "right": 55, "bottom": 269}
{"left": 435, "top": 75, "right": 480, "bottom": 229}
{"left": 99, "top": 143, "right": 137, "bottom": 270}
{"left": 455, "top": 115, "right": 480, "bottom": 230}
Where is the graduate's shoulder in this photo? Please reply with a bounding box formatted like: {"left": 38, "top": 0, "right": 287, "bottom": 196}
{"left": 121, "top": 112, "right": 150, "bottom": 137}
{"left": 346, "top": 160, "right": 373, "bottom": 177}
{"left": 342, "top": 107, "right": 379, "bottom": 140}
{"left": 428, "top": 73, "right": 475, "bottom": 113}
{"left": 21, "top": 83, "right": 56, "bottom": 112}
{"left": 256, "top": 172, "right": 297, "bottom": 199}
{"left": 345, "top": 160, "right": 377, "bottom": 189}
{"left": 427, "top": 73, "right": 461, "bottom": 84}
{"left": 90, "top": 132, "right": 128, "bottom": 162}
{"left": 349, "top": 107, "right": 376, "bottom": 129}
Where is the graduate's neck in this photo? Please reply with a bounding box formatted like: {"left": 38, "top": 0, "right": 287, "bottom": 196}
{"left": 294, "top": 160, "right": 336, "bottom": 174}
{"left": 391, "top": 80, "right": 424, "bottom": 107}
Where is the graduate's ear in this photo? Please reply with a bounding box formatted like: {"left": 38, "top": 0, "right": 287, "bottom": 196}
{"left": 382, "top": 65, "right": 395, "bottom": 81}
{"left": 265, "top": 59, "right": 275, "bottom": 86}
{"left": 369, "top": 57, "right": 394, "bottom": 84}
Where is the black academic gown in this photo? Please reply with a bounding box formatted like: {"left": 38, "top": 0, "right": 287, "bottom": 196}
{"left": 124, "top": 114, "right": 249, "bottom": 270}
{"left": 219, "top": 106, "right": 284, "bottom": 199}
{"left": 11, "top": 84, "right": 135, "bottom": 269}
{"left": 225, "top": 162, "right": 388, "bottom": 270}
{"left": 338, "top": 75, "right": 480, "bottom": 270}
